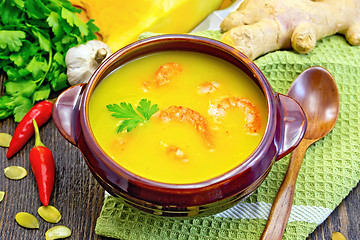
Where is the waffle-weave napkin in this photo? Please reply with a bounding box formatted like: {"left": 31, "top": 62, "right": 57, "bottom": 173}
{"left": 95, "top": 34, "right": 360, "bottom": 240}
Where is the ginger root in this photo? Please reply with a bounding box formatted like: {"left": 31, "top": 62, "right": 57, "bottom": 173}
{"left": 221, "top": 0, "right": 360, "bottom": 60}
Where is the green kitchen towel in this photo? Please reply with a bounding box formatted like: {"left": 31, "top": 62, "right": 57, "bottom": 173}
{"left": 95, "top": 34, "right": 360, "bottom": 240}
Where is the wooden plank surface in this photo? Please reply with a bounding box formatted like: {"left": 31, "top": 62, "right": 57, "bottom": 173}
{"left": 1, "top": 73, "right": 359, "bottom": 240}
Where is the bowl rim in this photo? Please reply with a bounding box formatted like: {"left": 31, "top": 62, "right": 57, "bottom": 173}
{"left": 80, "top": 34, "right": 277, "bottom": 191}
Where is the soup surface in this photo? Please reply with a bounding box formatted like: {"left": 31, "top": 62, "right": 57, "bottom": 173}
{"left": 88, "top": 51, "right": 268, "bottom": 184}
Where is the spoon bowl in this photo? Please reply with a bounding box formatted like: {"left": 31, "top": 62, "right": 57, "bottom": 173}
{"left": 287, "top": 67, "right": 340, "bottom": 141}
{"left": 261, "top": 66, "right": 340, "bottom": 239}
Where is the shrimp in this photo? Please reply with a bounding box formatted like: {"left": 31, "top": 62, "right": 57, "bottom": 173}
{"left": 158, "top": 106, "right": 214, "bottom": 148}
{"left": 161, "top": 142, "right": 189, "bottom": 163}
{"left": 143, "top": 63, "right": 182, "bottom": 90}
{"left": 209, "top": 96, "right": 261, "bottom": 134}
{"left": 197, "top": 81, "right": 219, "bottom": 94}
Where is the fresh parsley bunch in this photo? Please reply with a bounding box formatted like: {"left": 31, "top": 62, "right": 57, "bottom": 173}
{"left": 0, "top": 0, "right": 99, "bottom": 121}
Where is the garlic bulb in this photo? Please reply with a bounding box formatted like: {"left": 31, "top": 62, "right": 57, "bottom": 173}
{"left": 65, "top": 40, "right": 112, "bottom": 85}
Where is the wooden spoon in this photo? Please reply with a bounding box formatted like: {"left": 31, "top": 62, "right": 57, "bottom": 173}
{"left": 260, "top": 66, "right": 340, "bottom": 240}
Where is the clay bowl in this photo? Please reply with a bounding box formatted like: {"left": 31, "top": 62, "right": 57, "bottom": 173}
{"left": 52, "top": 34, "right": 307, "bottom": 217}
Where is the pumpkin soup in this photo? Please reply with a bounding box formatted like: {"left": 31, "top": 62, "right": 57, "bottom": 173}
{"left": 88, "top": 51, "right": 268, "bottom": 184}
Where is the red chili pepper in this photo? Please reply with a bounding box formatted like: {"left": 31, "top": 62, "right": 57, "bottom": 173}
{"left": 30, "top": 119, "right": 55, "bottom": 206}
{"left": 6, "top": 100, "right": 53, "bottom": 158}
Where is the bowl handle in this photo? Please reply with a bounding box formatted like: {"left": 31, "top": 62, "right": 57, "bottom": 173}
{"left": 52, "top": 84, "right": 86, "bottom": 146}
{"left": 275, "top": 93, "right": 307, "bottom": 160}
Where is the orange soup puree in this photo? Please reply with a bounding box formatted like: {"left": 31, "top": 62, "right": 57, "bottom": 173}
{"left": 88, "top": 51, "right": 268, "bottom": 184}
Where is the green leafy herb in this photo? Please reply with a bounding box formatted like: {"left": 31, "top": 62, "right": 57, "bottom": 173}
{"left": 0, "top": 0, "right": 99, "bottom": 122}
{"left": 0, "top": 31, "right": 26, "bottom": 52}
{"left": 107, "top": 99, "right": 159, "bottom": 133}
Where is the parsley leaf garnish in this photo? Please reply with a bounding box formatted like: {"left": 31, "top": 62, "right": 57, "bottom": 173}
{"left": 107, "top": 99, "right": 159, "bottom": 133}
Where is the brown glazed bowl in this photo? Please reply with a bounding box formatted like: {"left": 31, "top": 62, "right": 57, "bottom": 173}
{"left": 53, "top": 34, "right": 307, "bottom": 217}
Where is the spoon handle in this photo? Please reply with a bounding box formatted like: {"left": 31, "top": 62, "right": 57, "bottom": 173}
{"left": 260, "top": 140, "right": 311, "bottom": 240}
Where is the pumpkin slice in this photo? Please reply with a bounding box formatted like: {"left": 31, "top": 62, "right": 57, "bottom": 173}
{"left": 69, "top": 0, "right": 222, "bottom": 51}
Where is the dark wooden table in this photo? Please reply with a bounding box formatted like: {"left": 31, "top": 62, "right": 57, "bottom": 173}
{"left": 1, "top": 74, "right": 359, "bottom": 240}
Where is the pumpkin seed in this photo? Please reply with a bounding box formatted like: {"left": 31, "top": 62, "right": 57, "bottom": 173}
{"left": 15, "top": 212, "right": 39, "bottom": 229}
{"left": 38, "top": 205, "right": 61, "bottom": 223}
{"left": 332, "top": 231, "right": 346, "bottom": 240}
{"left": 0, "top": 191, "right": 4, "bottom": 202}
{"left": 45, "top": 226, "right": 71, "bottom": 240}
{"left": 0, "top": 133, "right": 12, "bottom": 147}
{"left": 4, "top": 166, "right": 27, "bottom": 180}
